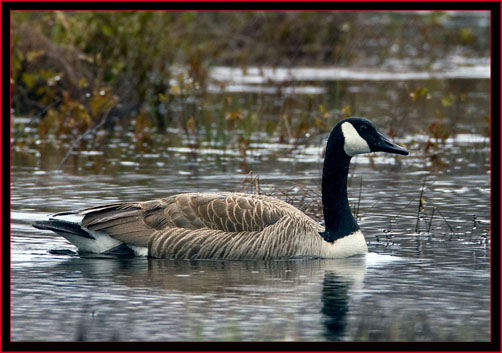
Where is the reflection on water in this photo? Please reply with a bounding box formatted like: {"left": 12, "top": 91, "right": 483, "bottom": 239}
{"left": 321, "top": 273, "right": 351, "bottom": 341}
{"left": 11, "top": 254, "right": 370, "bottom": 341}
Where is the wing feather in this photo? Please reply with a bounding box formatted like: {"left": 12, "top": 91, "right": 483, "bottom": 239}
{"left": 146, "top": 213, "right": 311, "bottom": 260}
{"left": 74, "top": 192, "right": 311, "bottom": 255}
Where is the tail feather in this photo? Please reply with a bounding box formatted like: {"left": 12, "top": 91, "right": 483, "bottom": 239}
{"left": 33, "top": 219, "right": 95, "bottom": 239}
{"left": 32, "top": 218, "right": 125, "bottom": 254}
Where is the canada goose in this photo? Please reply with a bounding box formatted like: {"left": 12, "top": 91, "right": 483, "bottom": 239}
{"left": 33, "top": 118, "right": 408, "bottom": 260}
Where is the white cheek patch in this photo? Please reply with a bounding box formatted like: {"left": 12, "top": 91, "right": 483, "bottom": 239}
{"left": 341, "top": 122, "right": 371, "bottom": 156}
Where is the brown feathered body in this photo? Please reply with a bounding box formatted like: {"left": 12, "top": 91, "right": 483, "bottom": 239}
{"left": 71, "top": 192, "right": 367, "bottom": 259}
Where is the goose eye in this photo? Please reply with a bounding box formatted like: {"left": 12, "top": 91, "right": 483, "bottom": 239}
{"left": 359, "top": 125, "right": 368, "bottom": 132}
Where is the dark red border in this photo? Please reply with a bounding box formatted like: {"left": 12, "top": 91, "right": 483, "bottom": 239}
{"left": 1, "top": 2, "right": 500, "bottom": 353}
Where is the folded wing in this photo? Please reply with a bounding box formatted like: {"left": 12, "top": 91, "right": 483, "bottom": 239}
{"left": 78, "top": 193, "right": 297, "bottom": 250}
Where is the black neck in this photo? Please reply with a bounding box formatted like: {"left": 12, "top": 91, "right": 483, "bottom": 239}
{"left": 319, "top": 130, "right": 359, "bottom": 243}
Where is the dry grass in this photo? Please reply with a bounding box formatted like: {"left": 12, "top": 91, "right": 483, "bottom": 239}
{"left": 238, "top": 171, "right": 323, "bottom": 222}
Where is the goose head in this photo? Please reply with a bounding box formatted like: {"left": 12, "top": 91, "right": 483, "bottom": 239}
{"left": 338, "top": 118, "right": 409, "bottom": 157}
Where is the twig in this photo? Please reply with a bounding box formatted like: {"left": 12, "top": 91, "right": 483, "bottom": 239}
{"left": 415, "top": 177, "right": 427, "bottom": 233}
{"left": 389, "top": 178, "right": 435, "bottom": 223}
{"left": 239, "top": 171, "right": 261, "bottom": 194}
{"left": 470, "top": 214, "right": 478, "bottom": 239}
{"left": 254, "top": 173, "right": 261, "bottom": 195}
{"left": 57, "top": 108, "right": 113, "bottom": 170}
{"left": 427, "top": 207, "right": 436, "bottom": 233}
{"left": 281, "top": 114, "right": 293, "bottom": 142}
{"left": 434, "top": 207, "right": 454, "bottom": 234}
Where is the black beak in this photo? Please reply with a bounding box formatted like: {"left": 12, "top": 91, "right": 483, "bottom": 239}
{"left": 374, "top": 132, "right": 409, "bottom": 155}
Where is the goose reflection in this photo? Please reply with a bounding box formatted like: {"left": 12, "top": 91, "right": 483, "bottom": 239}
{"left": 320, "top": 256, "right": 366, "bottom": 341}
{"left": 45, "top": 254, "right": 367, "bottom": 340}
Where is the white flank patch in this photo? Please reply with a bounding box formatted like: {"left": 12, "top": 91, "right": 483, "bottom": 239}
{"left": 53, "top": 226, "right": 122, "bottom": 253}
{"left": 341, "top": 122, "right": 371, "bottom": 156}
{"left": 128, "top": 245, "right": 149, "bottom": 256}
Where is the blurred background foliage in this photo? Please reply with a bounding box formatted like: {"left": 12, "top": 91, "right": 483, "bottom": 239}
{"left": 11, "top": 11, "right": 489, "bottom": 154}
